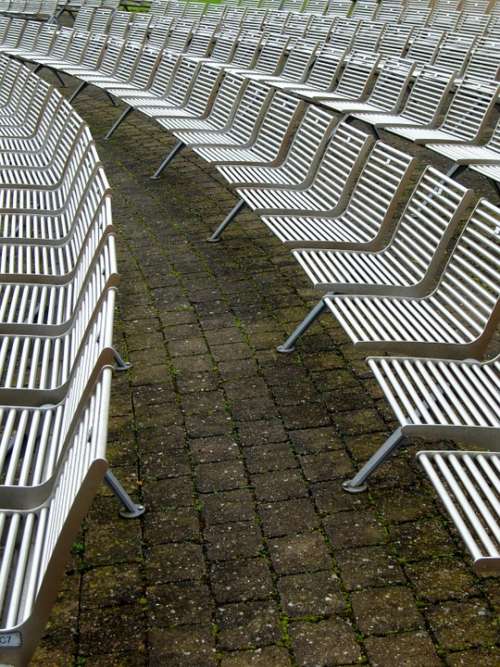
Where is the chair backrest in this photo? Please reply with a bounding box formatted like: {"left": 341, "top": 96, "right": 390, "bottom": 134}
{"left": 433, "top": 198, "right": 500, "bottom": 352}
{"left": 463, "top": 0, "right": 490, "bottom": 12}
{"left": 400, "top": 6, "right": 431, "bottom": 25}
{"left": 148, "top": 16, "right": 174, "bottom": 49}
{"left": 181, "top": 62, "right": 224, "bottom": 116}
{"left": 307, "top": 121, "right": 374, "bottom": 210}
{"left": 252, "top": 34, "right": 289, "bottom": 74}
{"left": 365, "top": 57, "right": 415, "bottom": 111}
{"left": 31, "top": 22, "right": 57, "bottom": 56}
{"left": 305, "top": 15, "right": 335, "bottom": 40}
{"left": 400, "top": 64, "right": 455, "bottom": 126}
{"left": 108, "top": 10, "right": 131, "bottom": 39}
{"left": 165, "top": 21, "right": 193, "bottom": 53}
{"left": 128, "top": 44, "right": 161, "bottom": 91}
{"left": 333, "top": 50, "right": 380, "bottom": 99}
{"left": 351, "top": 0, "right": 377, "bottom": 20}
{"left": 159, "top": 56, "right": 198, "bottom": 105}
{"left": 4, "top": 18, "right": 25, "bottom": 48}
{"left": 303, "top": 0, "right": 329, "bottom": 14}
{"left": 89, "top": 8, "right": 111, "bottom": 34}
{"left": 283, "top": 13, "right": 312, "bottom": 39}
{"left": 208, "top": 30, "right": 240, "bottom": 64}
{"left": 96, "top": 36, "right": 124, "bottom": 76}
{"left": 148, "top": 50, "right": 180, "bottom": 97}
{"left": 406, "top": 28, "right": 443, "bottom": 65}
{"left": 244, "top": 90, "right": 303, "bottom": 162}
{"left": 128, "top": 13, "right": 151, "bottom": 43}
{"left": 185, "top": 28, "right": 215, "bottom": 58}
{"left": 428, "top": 8, "right": 461, "bottom": 31}
{"left": 484, "top": 117, "right": 500, "bottom": 155}
{"left": 375, "top": 3, "right": 402, "bottom": 23}
{"left": 457, "top": 12, "right": 491, "bottom": 37}
{"left": 78, "top": 32, "right": 107, "bottom": 70}
{"left": 15, "top": 19, "right": 40, "bottom": 50}
{"left": 151, "top": 0, "right": 168, "bottom": 19}
{"left": 183, "top": 0, "right": 205, "bottom": 21}
{"left": 440, "top": 77, "right": 500, "bottom": 141}
{"left": 463, "top": 37, "right": 500, "bottom": 81}
{"left": 229, "top": 31, "right": 263, "bottom": 68}
{"left": 110, "top": 39, "right": 142, "bottom": 83}
{"left": 303, "top": 44, "right": 345, "bottom": 91}
{"left": 201, "top": 72, "right": 249, "bottom": 129}
{"left": 329, "top": 17, "right": 358, "bottom": 50}
{"left": 73, "top": 6, "right": 94, "bottom": 31}
{"left": 326, "top": 1, "right": 352, "bottom": 18}
{"left": 380, "top": 167, "right": 472, "bottom": 291}
{"left": 276, "top": 39, "right": 318, "bottom": 81}
{"left": 352, "top": 20, "right": 384, "bottom": 51}
{"left": 227, "top": 78, "right": 272, "bottom": 140}
{"left": 432, "top": 32, "right": 476, "bottom": 75}
{"left": 241, "top": 8, "right": 267, "bottom": 31}
{"left": 47, "top": 26, "right": 73, "bottom": 60}
{"left": 378, "top": 24, "right": 413, "bottom": 59}
{"left": 335, "top": 142, "right": 416, "bottom": 245}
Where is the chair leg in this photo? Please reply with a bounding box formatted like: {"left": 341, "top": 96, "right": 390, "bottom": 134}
{"left": 104, "top": 471, "right": 145, "bottom": 519}
{"left": 52, "top": 69, "right": 66, "bottom": 87}
{"left": 207, "top": 199, "right": 247, "bottom": 243}
{"left": 277, "top": 298, "right": 327, "bottom": 353}
{"left": 342, "top": 427, "right": 405, "bottom": 493}
{"left": 69, "top": 81, "right": 87, "bottom": 103}
{"left": 105, "top": 90, "right": 117, "bottom": 107}
{"left": 104, "top": 105, "right": 133, "bottom": 140}
{"left": 112, "top": 348, "right": 132, "bottom": 372}
{"left": 150, "top": 140, "right": 185, "bottom": 179}
{"left": 447, "top": 163, "right": 466, "bottom": 178}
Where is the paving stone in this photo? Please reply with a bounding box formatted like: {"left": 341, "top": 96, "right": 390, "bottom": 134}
{"left": 205, "top": 522, "right": 263, "bottom": 561}
{"left": 79, "top": 604, "right": 146, "bottom": 656}
{"left": 351, "top": 586, "right": 425, "bottom": 635}
{"left": 149, "top": 626, "right": 217, "bottom": 666}
{"left": 269, "top": 532, "right": 332, "bottom": 575}
{"left": 336, "top": 546, "right": 406, "bottom": 590}
{"left": 145, "top": 543, "right": 206, "bottom": 584}
{"left": 259, "top": 498, "right": 320, "bottom": 537}
{"left": 405, "top": 559, "right": 479, "bottom": 602}
{"left": 219, "top": 646, "right": 292, "bottom": 667}
{"left": 445, "top": 648, "right": 500, "bottom": 666}
{"left": 323, "top": 510, "right": 388, "bottom": 550}
{"left": 290, "top": 618, "right": 362, "bottom": 666}
{"left": 426, "top": 600, "right": 498, "bottom": 650}
{"left": 364, "top": 631, "right": 442, "bottom": 666}
{"left": 278, "top": 570, "right": 346, "bottom": 618}
{"left": 215, "top": 600, "right": 281, "bottom": 650}
{"left": 143, "top": 507, "right": 200, "bottom": 545}
{"left": 147, "top": 581, "right": 214, "bottom": 627}
{"left": 195, "top": 460, "right": 248, "bottom": 493}
{"left": 210, "top": 558, "right": 274, "bottom": 603}
{"left": 252, "top": 469, "right": 308, "bottom": 502}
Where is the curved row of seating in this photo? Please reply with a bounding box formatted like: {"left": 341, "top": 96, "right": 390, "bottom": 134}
{"left": 9, "top": 1, "right": 498, "bottom": 571}
{"left": 0, "top": 0, "right": 57, "bottom": 19}
{"left": 0, "top": 55, "right": 143, "bottom": 666}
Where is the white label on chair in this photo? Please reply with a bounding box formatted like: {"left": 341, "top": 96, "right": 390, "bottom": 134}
{"left": 0, "top": 632, "right": 22, "bottom": 647}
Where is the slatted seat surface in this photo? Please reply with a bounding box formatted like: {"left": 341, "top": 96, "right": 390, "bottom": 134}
{"left": 460, "top": 38, "right": 500, "bottom": 81}
{"left": 323, "top": 198, "right": 500, "bottom": 358}
{"left": 471, "top": 163, "right": 500, "bottom": 183}
{"left": 292, "top": 168, "right": 471, "bottom": 292}
{"left": 0, "top": 371, "right": 110, "bottom": 665}
{"left": 192, "top": 90, "right": 302, "bottom": 165}
{"left": 396, "top": 79, "right": 500, "bottom": 144}
{"left": 173, "top": 77, "right": 272, "bottom": 147}
{"left": 262, "top": 142, "right": 415, "bottom": 246}
{"left": 217, "top": 104, "right": 336, "bottom": 187}
{"left": 236, "top": 122, "right": 373, "bottom": 215}
{"left": 417, "top": 450, "right": 499, "bottom": 574}
{"left": 0, "top": 237, "right": 117, "bottom": 333}
{"left": 427, "top": 116, "right": 500, "bottom": 164}
{"left": 368, "top": 356, "right": 500, "bottom": 446}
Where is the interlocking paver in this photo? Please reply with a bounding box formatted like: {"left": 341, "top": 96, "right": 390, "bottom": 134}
{"left": 31, "top": 70, "right": 500, "bottom": 667}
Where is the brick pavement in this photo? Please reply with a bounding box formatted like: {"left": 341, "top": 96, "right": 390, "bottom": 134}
{"left": 31, "top": 73, "right": 500, "bottom": 666}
